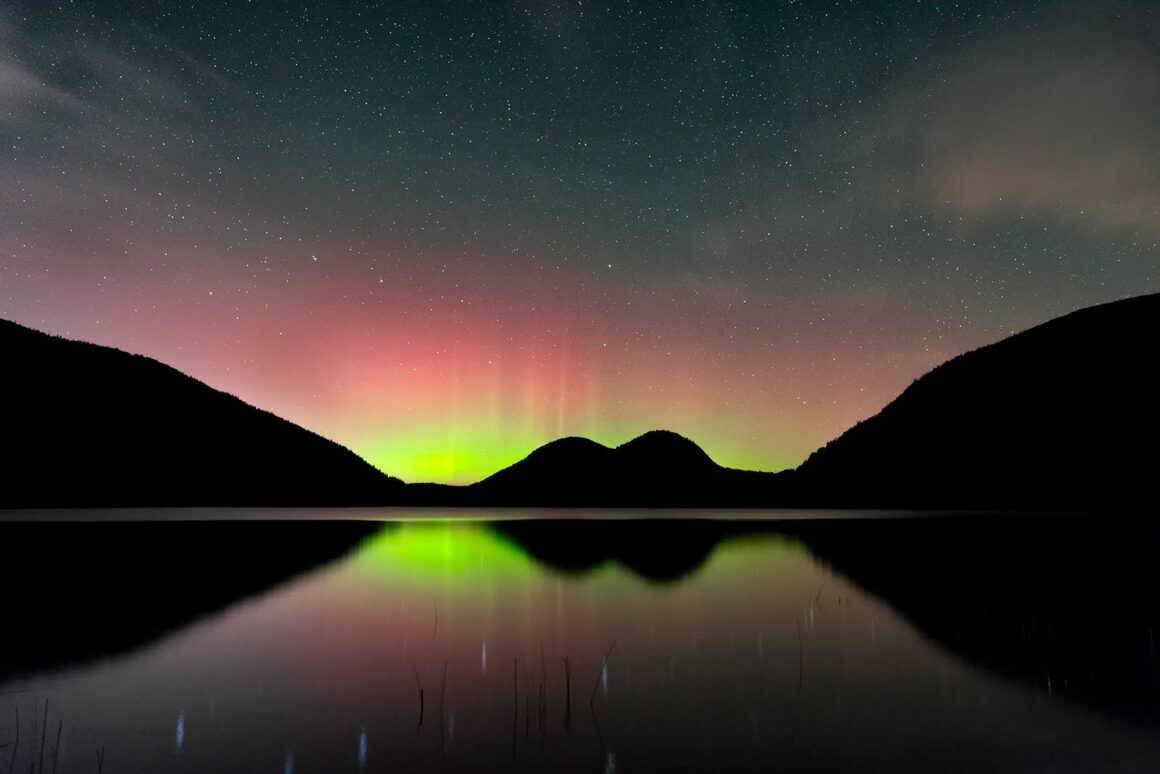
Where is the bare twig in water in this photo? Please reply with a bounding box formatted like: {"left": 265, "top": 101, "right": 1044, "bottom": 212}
{"left": 796, "top": 619, "right": 804, "bottom": 692}
{"left": 38, "top": 699, "right": 48, "bottom": 774}
{"left": 589, "top": 699, "right": 608, "bottom": 757}
{"left": 439, "top": 660, "right": 448, "bottom": 760}
{"left": 432, "top": 599, "right": 439, "bottom": 642}
{"left": 521, "top": 659, "right": 534, "bottom": 738}
{"left": 11, "top": 705, "right": 19, "bottom": 772}
{"left": 51, "top": 719, "right": 61, "bottom": 774}
{"left": 96, "top": 747, "right": 105, "bottom": 774}
{"left": 538, "top": 683, "right": 546, "bottom": 732}
{"left": 439, "top": 661, "right": 448, "bottom": 711}
{"left": 511, "top": 659, "right": 518, "bottom": 760}
{"left": 413, "top": 664, "right": 425, "bottom": 727}
{"left": 538, "top": 643, "right": 547, "bottom": 732}
{"left": 563, "top": 656, "right": 572, "bottom": 731}
{"left": 590, "top": 641, "right": 617, "bottom": 708}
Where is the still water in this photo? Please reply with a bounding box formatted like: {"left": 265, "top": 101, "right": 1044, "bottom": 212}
{"left": 1, "top": 513, "right": 1158, "bottom": 772}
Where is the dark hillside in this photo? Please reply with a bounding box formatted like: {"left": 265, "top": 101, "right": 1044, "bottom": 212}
{"left": 793, "top": 293, "right": 1159, "bottom": 508}
{"left": 466, "top": 430, "right": 784, "bottom": 506}
{"left": 0, "top": 320, "right": 403, "bottom": 506}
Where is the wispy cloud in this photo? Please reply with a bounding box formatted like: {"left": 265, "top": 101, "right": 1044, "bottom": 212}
{"left": 864, "top": 4, "right": 1160, "bottom": 237}
{"left": 0, "top": 39, "right": 84, "bottom": 116}
{"left": 0, "top": 12, "right": 255, "bottom": 249}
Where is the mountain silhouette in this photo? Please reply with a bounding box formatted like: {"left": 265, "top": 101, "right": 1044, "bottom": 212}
{"left": 407, "top": 293, "right": 1159, "bottom": 509}
{"left": 0, "top": 320, "right": 404, "bottom": 506}
{"left": 460, "top": 430, "right": 783, "bottom": 506}
{"left": 5, "top": 291, "right": 1157, "bottom": 509}
{"left": 790, "top": 292, "right": 1159, "bottom": 509}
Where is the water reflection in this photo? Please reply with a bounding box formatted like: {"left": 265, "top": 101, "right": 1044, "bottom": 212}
{"left": 785, "top": 514, "right": 1160, "bottom": 721}
{"left": 0, "top": 520, "right": 379, "bottom": 680}
{"left": 0, "top": 515, "right": 1158, "bottom": 772}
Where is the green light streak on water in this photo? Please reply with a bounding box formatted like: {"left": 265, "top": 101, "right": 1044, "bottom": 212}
{"left": 349, "top": 521, "right": 536, "bottom": 579}
{"left": 344, "top": 520, "right": 806, "bottom": 592}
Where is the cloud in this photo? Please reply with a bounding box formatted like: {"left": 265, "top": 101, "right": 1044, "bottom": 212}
{"left": 864, "top": 4, "right": 1160, "bottom": 237}
{"left": 0, "top": 55, "right": 85, "bottom": 115}
{"left": 0, "top": 13, "right": 255, "bottom": 244}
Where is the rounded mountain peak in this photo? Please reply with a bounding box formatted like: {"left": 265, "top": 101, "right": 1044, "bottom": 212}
{"left": 615, "top": 430, "right": 718, "bottom": 469}
{"left": 525, "top": 436, "right": 610, "bottom": 459}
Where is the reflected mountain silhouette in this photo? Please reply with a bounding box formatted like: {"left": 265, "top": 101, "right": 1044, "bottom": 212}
{"left": 489, "top": 515, "right": 1160, "bottom": 722}
{"left": 4, "top": 515, "right": 1158, "bottom": 729}
{"left": 785, "top": 514, "right": 1160, "bottom": 724}
{"left": 492, "top": 518, "right": 727, "bottom": 581}
{"left": 0, "top": 520, "right": 380, "bottom": 680}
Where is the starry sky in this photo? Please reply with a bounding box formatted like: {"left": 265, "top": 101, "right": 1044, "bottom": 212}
{"left": 2, "top": 1, "right": 1157, "bottom": 483}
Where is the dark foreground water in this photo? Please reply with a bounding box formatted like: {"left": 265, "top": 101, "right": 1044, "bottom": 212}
{"left": 1, "top": 511, "right": 1158, "bottom": 773}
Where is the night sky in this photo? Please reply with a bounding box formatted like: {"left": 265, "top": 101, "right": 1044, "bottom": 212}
{"left": 2, "top": 1, "right": 1157, "bottom": 483}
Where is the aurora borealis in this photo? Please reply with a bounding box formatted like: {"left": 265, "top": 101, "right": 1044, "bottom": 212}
{"left": 2, "top": 2, "right": 1157, "bottom": 483}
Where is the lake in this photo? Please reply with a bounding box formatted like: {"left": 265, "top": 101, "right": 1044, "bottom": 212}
{"left": 1, "top": 511, "right": 1158, "bottom": 772}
